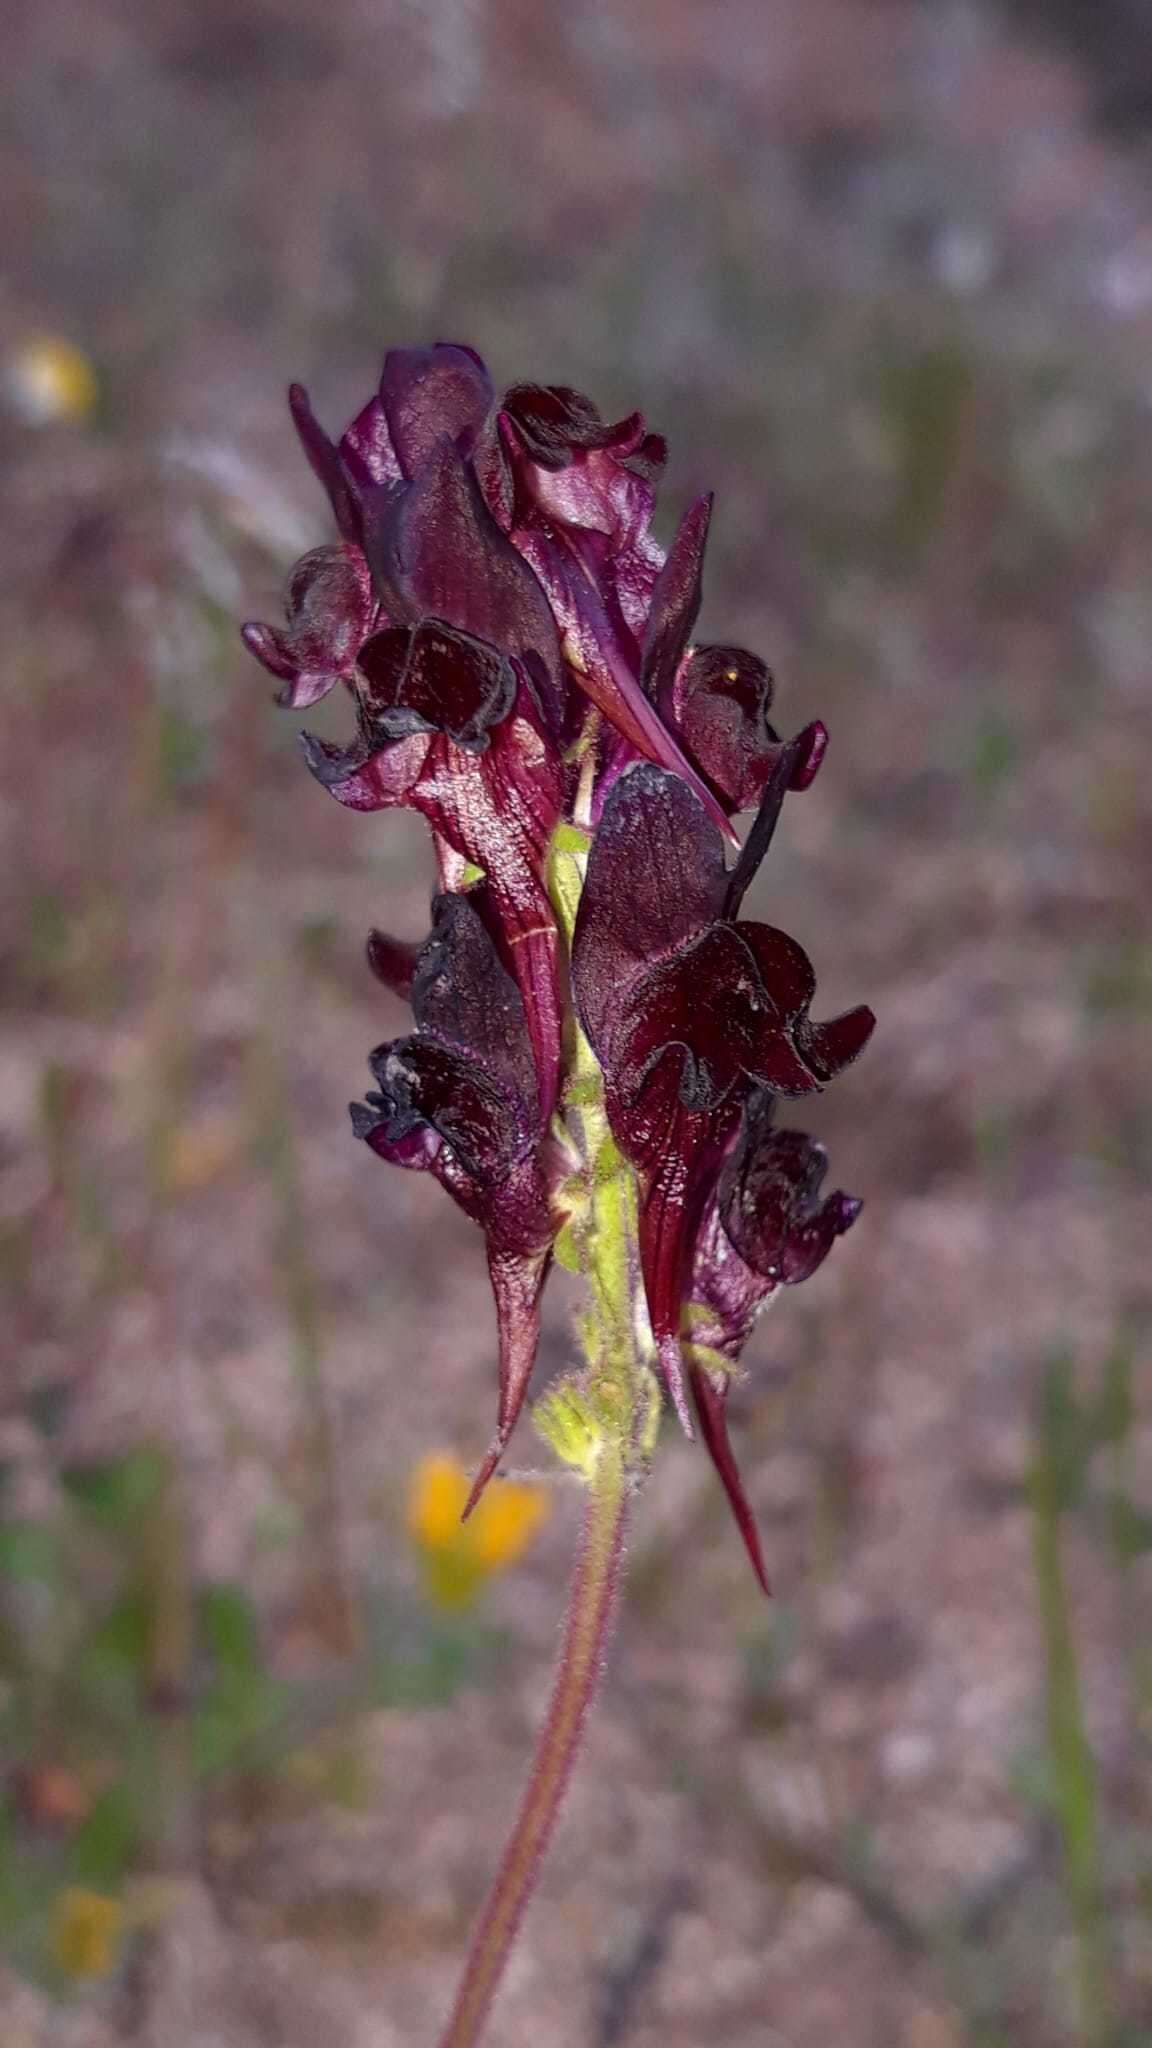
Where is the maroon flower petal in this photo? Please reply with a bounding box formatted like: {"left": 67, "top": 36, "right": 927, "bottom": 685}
{"left": 410, "top": 891, "right": 540, "bottom": 1113}
{"left": 640, "top": 493, "right": 712, "bottom": 708}
{"left": 350, "top": 1100, "right": 441, "bottom": 1172}
{"left": 668, "top": 644, "right": 810, "bottom": 815}
{"left": 501, "top": 408, "right": 657, "bottom": 555}
{"left": 358, "top": 618, "right": 517, "bottom": 752}
{"left": 299, "top": 727, "right": 430, "bottom": 811}
{"left": 288, "top": 383, "right": 364, "bottom": 545}
{"left": 721, "top": 723, "right": 829, "bottom": 919}
{"left": 380, "top": 343, "right": 494, "bottom": 479}
{"left": 687, "top": 1192, "right": 770, "bottom": 1363}
{"left": 362, "top": 437, "right": 566, "bottom": 728}
{"left": 500, "top": 383, "right": 626, "bottom": 468}
{"left": 352, "top": 890, "right": 545, "bottom": 1189}
{"left": 339, "top": 394, "right": 401, "bottom": 493}
{"left": 690, "top": 1365, "right": 771, "bottom": 1595}
{"left": 795, "top": 1005, "right": 877, "bottom": 1085}
{"left": 362, "top": 1037, "right": 532, "bottom": 1184}
{"left": 624, "top": 429, "right": 668, "bottom": 482}
{"left": 727, "top": 922, "right": 818, "bottom": 1025}
{"left": 613, "top": 922, "right": 823, "bottom": 1111}
{"left": 512, "top": 528, "right": 733, "bottom": 833}
{"left": 720, "top": 1111, "right": 863, "bottom": 1288}
{"left": 572, "top": 762, "right": 729, "bottom": 1062}
{"left": 408, "top": 695, "right": 564, "bottom": 1117}
{"left": 365, "top": 929, "right": 420, "bottom": 998}
{"left": 604, "top": 1061, "right": 741, "bottom": 1433}
{"left": 242, "top": 544, "right": 375, "bottom": 709}
{"left": 577, "top": 767, "right": 843, "bottom": 1107}
{"left": 465, "top": 1235, "right": 554, "bottom": 1515}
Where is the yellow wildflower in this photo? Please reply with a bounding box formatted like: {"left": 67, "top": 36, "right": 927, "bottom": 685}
{"left": 6, "top": 337, "right": 99, "bottom": 425}
{"left": 50, "top": 1887, "right": 123, "bottom": 1979}
{"left": 407, "top": 1451, "right": 549, "bottom": 1610}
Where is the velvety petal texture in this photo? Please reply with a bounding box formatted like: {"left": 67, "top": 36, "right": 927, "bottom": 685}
{"left": 573, "top": 762, "right": 873, "bottom": 1427}
{"left": 682, "top": 1095, "right": 863, "bottom": 1590}
{"left": 301, "top": 642, "right": 564, "bottom": 1117}
{"left": 363, "top": 437, "right": 567, "bottom": 729}
{"left": 351, "top": 894, "right": 555, "bottom": 1500}
{"left": 668, "top": 645, "right": 828, "bottom": 815}
{"left": 379, "top": 343, "right": 494, "bottom": 478}
{"left": 242, "top": 545, "right": 375, "bottom": 709}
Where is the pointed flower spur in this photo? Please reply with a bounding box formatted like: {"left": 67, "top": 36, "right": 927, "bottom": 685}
{"left": 243, "top": 342, "right": 874, "bottom": 2048}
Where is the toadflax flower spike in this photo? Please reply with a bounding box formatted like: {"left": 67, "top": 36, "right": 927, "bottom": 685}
{"left": 244, "top": 335, "right": 874, "bottom": 1592}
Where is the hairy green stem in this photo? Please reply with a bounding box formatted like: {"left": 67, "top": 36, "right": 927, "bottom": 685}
{"left": 437, "top": 1447, "right": 630, "bottom": 2048}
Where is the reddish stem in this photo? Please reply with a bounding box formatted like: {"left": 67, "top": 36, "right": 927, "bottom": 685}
{"left": 437, "top": 1450, "right": 629, "bottom": 2048}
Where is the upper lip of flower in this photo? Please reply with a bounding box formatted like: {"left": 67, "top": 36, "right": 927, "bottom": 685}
{"left": 573, "top": 745, "right": 874, "bottom": 1108}
{"left": 361, "top": 432, "right": 569, "bottom": 733}
{"left": 356, "top": 617, "right": 519, "bottom": 754}
{"left": 354, "top": 890, "right": 543, "bottom": 1163}
{"left": 515, "top": 517, "right": 737, "bottom": 839}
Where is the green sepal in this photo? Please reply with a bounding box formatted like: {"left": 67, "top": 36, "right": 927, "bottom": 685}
{"left": 534, "top": 1379, "right": 606, "bottom": 1479}
{"left": 553, "top": 1220, "right": 584, "bottom": 1275}
{"left": 633, "top": 1365, "right": 665, "bottom": 1464}
{"left": 682, "top": 1342, "right": 737, "bottom": 1382}
{"left": 545, "top": 823, "right": 591, "bottom": 944}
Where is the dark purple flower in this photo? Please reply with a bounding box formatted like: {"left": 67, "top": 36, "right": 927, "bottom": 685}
{"left": 498, "top": 392, "right": 734, "bottom": 834}
{"left": 290, "top": 342, "right": 492, "bottom": 539}
{"left": 243, "top": 349, "right": 767, "bottom": 832}
{"left": 241, "top": 544, "right": 376, "bottom": 710}
{"left": 669, "top": 645, "right": 827, "bottom": 817}
{"left": 717, "top": 1101, "right": 863, "bottom": 1297}
{"left": 638, "top": 493, "right": 712, "bottom": 709}
{"left": 301, "top": 618, "right": 565, "bottom": 1118}
{"left": 631, "top": 491, "right": 827, "bottom": 817}
{"left": 500, "top": 382, "right": 667, "bottom": 567}
{"left": 243, "top": 344, "right": 503, "bottom": 712}
{"left": 352, "top": 891, "right": 557, "bottom": 1507}
{"left": 378, "top": 343, "right": 494, "bottom": 479}
{"left": 684, "top": 1094, "right": 862, "bottom": 1591}
{"left": 571, "top": 751, "right": 873, "bottom": 1428}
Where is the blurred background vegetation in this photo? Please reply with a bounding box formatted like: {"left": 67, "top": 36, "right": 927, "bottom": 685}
{"left": 1, "top": 2, "right": 1150, "bottom": 2043}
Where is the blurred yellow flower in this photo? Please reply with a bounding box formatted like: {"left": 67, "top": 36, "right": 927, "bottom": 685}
{"left": 50, "top": 1887, "right": 123, "bottom": 1979}
{"left": 6, "top": 336, "right": 98, "bottom": 425}
{"left": 407, "top": 1451, "right": 549, "bottom": 1610}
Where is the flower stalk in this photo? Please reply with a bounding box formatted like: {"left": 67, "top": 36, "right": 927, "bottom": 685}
{"left": 438, "top": 1439, "right": 630, "bottom": 2048}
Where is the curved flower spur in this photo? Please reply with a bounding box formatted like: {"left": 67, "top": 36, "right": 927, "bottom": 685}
{"left": 243, "top": 343, "right": 874, "bottom": 2048}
